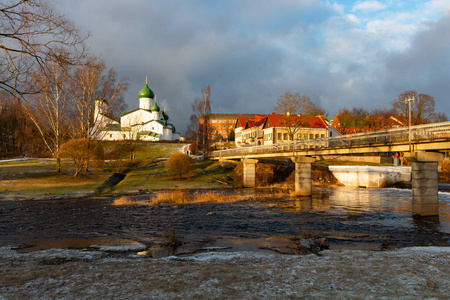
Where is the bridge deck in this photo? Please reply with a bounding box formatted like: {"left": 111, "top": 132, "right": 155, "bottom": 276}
{"left": 210, "top": 121, "right": 450, "bottom": 160}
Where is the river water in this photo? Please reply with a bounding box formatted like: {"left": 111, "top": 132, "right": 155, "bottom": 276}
{"left": 0, "top": 187, "right": 449, "bottom": 255}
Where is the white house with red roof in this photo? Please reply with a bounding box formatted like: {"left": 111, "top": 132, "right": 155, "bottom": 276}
{"left": 234, "top": 113, "right": 341, "bottom": 147}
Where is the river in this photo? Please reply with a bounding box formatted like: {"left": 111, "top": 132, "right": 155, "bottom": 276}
{"left": 0, "top": 187, "right": 449, "bottom": 255}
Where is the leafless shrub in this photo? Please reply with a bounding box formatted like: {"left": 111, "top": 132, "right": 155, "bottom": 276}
{"left": 112, "top": 196, "right": 152, "bottom": 206}
{"left": 288, "top": 222, "right": 329, "bottom": 255}
{"left": 153, "top": 190, "right": 188, "bottom": 205}
{"left": 161, "top": 226, "right": 181, "bottom": 248}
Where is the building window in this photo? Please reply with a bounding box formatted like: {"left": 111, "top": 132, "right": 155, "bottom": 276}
{"left": 321, "top": 134, "right": 325, "bottom": 138}
{"left": 297, "top": 133, "right": 301, "bottom": 140}
{"left": 330, "top": 131, "right": 332, "bottom": 137}
{"left": 304, "top": 134, "right": 308, "bottom": 139}
{"left": 110, "top": 134, "right": 112, "bottom": 138}
{"left": 283, "top": 133, "right": 287, "bottom": 140}
{"left": 278, "top": 133, "right": 282, "bottom": 140}
{"left": 309, "top": 134, "right": 314, "bottom": 139}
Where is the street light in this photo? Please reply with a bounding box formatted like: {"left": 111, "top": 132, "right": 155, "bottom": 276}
{"left": 405, "top": 93, "right": 415, "bottom": 152}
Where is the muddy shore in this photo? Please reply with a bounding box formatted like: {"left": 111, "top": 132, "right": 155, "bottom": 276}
{"left": 1, "top": 246, "right": 449, "bottom": 299}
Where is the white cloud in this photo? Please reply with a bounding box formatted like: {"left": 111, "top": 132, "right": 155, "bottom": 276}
{"left": 352, "top": 1, "right": 387, "bottom": 13}
{"left": 344, "top": 14, "right": 360, "bottom": 24}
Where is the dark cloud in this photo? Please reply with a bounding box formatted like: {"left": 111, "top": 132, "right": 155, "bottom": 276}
{"left": 380, "top": 13, "right": 450, "bottom": 114}
{"left": 55, "top": 0, "right": 450, "bottom": 135}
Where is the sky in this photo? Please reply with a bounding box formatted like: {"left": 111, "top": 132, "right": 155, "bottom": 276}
{"left": 55, "top": 0, "right": 450, "bottom": 134}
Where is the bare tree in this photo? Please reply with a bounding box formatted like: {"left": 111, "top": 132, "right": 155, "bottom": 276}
{"left": 433, "top": 112, "right": 448, "bottom": 123}
{"left": 0, "top": 0, "right": 87, "bottom": 98}
{"left": 391, "top": 91, "right": 441, "bottom": 124}
{"left": 273, "top": 91, "right": 316, "bottom": 141}
{"left": 22, "top": 59, "right": 72, "bottom": 171}
{"left": 335, "top": 107, "right": 370, "bottom": 134}
{"left": 71, "top": 57, "right": 128, "bottom": 140}
{"left": 201, "top": 85, "right": 211, "bottom": 158}
{"left": 188, "top": 85, "right": 211, "bottom": 158}
{"left": 60, "top": 138, "right": 104, "bottom": 176}
{"left": 370, "top": 107, "right": 396, "bottom": 119}
{"left": 185, "top": 113, "right": 199, "bottom": 142}
{"left": 0, "top": 91, "right": 40, "bottom": 157}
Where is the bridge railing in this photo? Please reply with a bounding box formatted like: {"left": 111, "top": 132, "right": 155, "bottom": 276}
{"left": 209, "top": 121, "right": 450, "bottom": 158}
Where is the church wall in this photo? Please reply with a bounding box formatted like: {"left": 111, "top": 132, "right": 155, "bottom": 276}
{"left": 142, "top": 121, "right": 164, "bottom": 135}
{"left": 121, "top": 110, "right": 154, "bottom": 128}
{"left": 98, "top": 130, "right": 127, "bottom": 141}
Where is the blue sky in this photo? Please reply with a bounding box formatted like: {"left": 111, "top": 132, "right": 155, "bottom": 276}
{"left": 55, "top": 0, "right": 450, "bottom": 133}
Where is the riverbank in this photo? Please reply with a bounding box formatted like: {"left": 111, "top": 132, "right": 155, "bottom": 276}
{"left": 1, "top": 246, "right": 449, "bottom": 299}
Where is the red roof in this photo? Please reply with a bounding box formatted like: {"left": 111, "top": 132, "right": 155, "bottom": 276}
{"left": 235, "top": 113, "right": 328, "bottom": 130}
{"left": 264, "top": 113, "right": 328, "bottom": 129}
{"left": 236, "top": 114, "right": 266, "bottom": 129}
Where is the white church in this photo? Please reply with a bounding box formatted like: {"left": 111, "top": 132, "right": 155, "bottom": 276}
{"left": 93, "top": 78, "right": 180, "bottom": 141}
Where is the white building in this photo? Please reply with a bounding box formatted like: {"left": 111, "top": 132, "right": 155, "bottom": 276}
{"left": 95, "top": 78, "right": 180, "bottom": 141}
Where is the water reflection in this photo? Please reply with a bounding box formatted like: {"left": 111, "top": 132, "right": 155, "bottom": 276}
{"left": 319, "top": 188, "right": 413, "bottom": 214}
{"left": 260, "top": 187, "right": 450, "bottom": 234}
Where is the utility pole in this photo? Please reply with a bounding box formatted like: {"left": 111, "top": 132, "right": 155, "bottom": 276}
{"left": 405, "top": 93, "right": 415, "bottom": 152}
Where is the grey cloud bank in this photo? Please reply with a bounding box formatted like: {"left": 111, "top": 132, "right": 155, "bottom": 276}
{"left": 56, "top": 0, "right": 450, "bottom": 134}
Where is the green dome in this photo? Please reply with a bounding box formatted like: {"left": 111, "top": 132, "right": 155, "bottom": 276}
{"left": 138, "top": 83, "right": 155, "bottom": 99}
{"left": 151, "top": 101, "right": 160, "bottom": 112}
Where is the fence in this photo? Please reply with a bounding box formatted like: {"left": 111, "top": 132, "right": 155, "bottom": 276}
{"left": 209, "top": 121, "right": 450, "bottom": 158}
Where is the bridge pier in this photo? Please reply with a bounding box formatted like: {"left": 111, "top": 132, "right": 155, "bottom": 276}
{"left": 242, "top": 158, "right": 258, "bottom": 187}
{"left": 405, "top": 151, "right": 444, "bottom": 217}
{"left": 292, "top": 157, "right": 316, "bottom": 196}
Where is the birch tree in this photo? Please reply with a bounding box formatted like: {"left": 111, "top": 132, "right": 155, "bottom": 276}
{"left": 23, "top": 59, "right": 71, "bottom": 171}
{"left": 71, "top": 57, "right": 128, "bottom": 140}
{"left": 188, "top": 85, "right": 211, "bottom": 158}
{"left": 0, "top": 0, "right": 87, "bottom": 98}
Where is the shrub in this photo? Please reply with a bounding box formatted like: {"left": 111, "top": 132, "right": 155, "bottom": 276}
{"left": 189, "top": 141, "right": 197, "bottom": 155}
{"left": 153, "top": 190, "right": 188, "bottom": 204}
{"left": 60, "top": 138, "right": 104, "bottom": 176}
{"left": 161, "top": 226, "right": 182, "bottom": 248}
{"left": 166, "top": 152, "right": 192, "bottom": 179}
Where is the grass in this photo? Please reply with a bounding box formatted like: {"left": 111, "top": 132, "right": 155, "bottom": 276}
{"left": 0, "top": 172, "right": 111, "bottom": 197}
{"left": 112, "top": 189, "right": 289, "bottom": 206}
{"left": 0, "top": 159, "right": 56, "bottom": 175}
{"left": 0, "top": 158, "right": 110, "bottom": 197}
{"left": 0, "top": 143, "right": 187, "bottom": 198}
{"left": 102, "top": 142, "right": 187, "bottom": 160}
{"left": 113, "top": 160, "right": 235, "bottom": 192}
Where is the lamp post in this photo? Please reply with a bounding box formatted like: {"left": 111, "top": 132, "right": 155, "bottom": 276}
{"left": 405, "top": 93, "right": 415, "bottom": 152}
{"left": 286, "top": 111, "right": 291, "bottom": 141}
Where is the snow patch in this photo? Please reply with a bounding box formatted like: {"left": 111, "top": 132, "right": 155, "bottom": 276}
{"left": 90, "top": 244, "right": 147, "bottom": 252}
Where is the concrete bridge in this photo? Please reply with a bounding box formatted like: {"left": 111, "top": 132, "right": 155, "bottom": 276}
{"left": 210, "top": 121, "right": 450, "bottom": 217}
